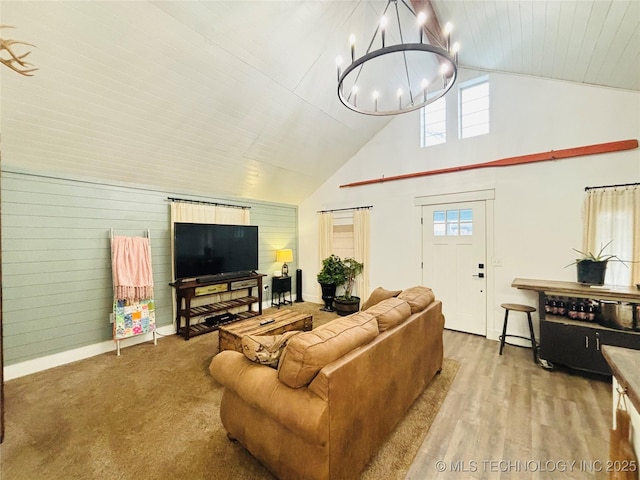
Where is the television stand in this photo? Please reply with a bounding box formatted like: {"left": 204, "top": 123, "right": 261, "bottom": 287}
{"left": 170, "top": 273, "right": 266, "bottom": 340}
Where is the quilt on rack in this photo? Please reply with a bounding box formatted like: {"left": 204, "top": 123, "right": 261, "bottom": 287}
{"left": 113, "top": 298, "right": 156, "bottom": 340}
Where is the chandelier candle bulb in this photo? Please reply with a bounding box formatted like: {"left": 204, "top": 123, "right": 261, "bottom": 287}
{"left": 444, "top": 22, "right": 453, "bottom": 51}
{"left": 421, "top": 79, "right": 429, "bottom": 102}
{"left": 452, "top": 42, "right": 460, "bottom": 63}
{"left": 335, "top": 56, "right": 342, "bottom": 82}
{"left": 417, "top": 11, "right": 426, "bottom": 43}
{"left": 349, "top": 34, "right": 355, "bottom": 62}
{"left": 380, "top": 15, "right": 387, "bottom": 48}
{"left": 440, "top": 64, "right": 449, "bottom": 88}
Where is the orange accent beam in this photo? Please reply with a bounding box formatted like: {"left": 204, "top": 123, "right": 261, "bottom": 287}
{"left": 340, "top": 139, "right": 639, "bottom": 189}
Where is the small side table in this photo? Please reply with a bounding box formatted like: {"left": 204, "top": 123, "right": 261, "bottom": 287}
{"left": 271, "top": 276, "right": 292, "bottom": 308}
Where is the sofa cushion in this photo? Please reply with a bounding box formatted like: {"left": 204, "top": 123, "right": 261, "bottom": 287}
{"left": 364, "top": 297, "right": 412, "bottom": 332}
{"left": 361, "top": 287, "right": 402, "bottom": 310}
{"left": 278, "top": 311, "right": 379, "bottom": 388}
{"left": 397, "top": 286, "right": 435, "bottom": 313}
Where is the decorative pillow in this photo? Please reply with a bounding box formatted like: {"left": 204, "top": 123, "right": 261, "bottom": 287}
{"left": 397, "top": 286, "right": 435, "bottom": 313}
{"left": 241, "top": 331, "right": 300, "bottom": 369}
{"left": 278, "top": 311, "right": 379, "bottom": 388}
{"left": 361, "top": 287, "right": 402, "bottom": 310}
{"left": 365, "top": 297, "right": 412, "bottom": 332}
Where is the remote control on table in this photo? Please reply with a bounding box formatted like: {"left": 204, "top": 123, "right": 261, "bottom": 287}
{"left": 259, "top": 319, "right": 275, "bottom": 325}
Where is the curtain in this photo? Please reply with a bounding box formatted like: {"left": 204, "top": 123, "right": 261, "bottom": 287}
{"left": 582, "top": 186, "right": 640, "bottom": 286}
{"left": 170, "top": 201, "right": 250, "bottom": 280}
{"left": 318, "top": 212, "right": 333, "bottom": 266}
{"left": 169, "top": 201, "right": 250, "bottom": 329}
{"left": 353, "top": 209, "right": 370, "bottom": 301}
{"left": 318, "top": 212, "right": 333, "bottom": 299}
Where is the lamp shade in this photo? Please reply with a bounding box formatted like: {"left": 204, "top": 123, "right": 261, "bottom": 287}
{"left": 276, "top": 249, "right": 293, "bottom": 263}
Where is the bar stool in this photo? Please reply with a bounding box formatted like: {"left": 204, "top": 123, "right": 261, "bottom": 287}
{"left": 499, "top": 303, "right": 538, "bottom": 363}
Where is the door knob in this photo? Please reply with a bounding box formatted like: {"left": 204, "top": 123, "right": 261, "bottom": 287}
{"left": 472, "top": 273, "right": 485, "bottom": 278}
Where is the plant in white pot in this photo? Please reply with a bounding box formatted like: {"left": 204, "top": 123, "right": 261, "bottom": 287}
{"left": 333, "top": 257, "right": 364, "bottom": 316}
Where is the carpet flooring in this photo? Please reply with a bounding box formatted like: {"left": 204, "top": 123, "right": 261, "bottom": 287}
{"left": 0, "top": 302, "right": 458, "bottom": 480}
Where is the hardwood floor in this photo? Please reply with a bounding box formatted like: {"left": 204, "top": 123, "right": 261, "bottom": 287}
{"left": 406, "top": 329, "right": 612, "bottom": 480}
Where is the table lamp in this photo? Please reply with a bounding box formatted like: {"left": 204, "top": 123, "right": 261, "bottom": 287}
{"left": 276, "top": 249, "right": 293, "bottom": 277}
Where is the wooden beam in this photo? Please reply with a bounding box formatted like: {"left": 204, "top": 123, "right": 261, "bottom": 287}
{"left": 340, "top": 139, "right": 639, "bottom": 189}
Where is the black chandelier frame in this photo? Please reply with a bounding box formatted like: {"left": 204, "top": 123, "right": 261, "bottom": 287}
{"left": 336, "top": 0, "right": 458, "bottom": 116}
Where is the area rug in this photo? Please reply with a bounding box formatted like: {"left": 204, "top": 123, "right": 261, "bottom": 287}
{"left": 0, "top": 303, "right": 459, "bottom": 480}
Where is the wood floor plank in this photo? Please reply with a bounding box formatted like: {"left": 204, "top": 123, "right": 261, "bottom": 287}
{"left": 406, "top": 329, "right": 612, "bottom": 480}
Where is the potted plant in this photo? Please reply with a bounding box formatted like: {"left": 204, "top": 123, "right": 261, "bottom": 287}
{"left": 333, "top": 257, "right": 364, "bottom": 316}
{"left": 317, "top": 254, "right": 346, "bottom": 312}
{"left": 567, "top": 241, "right": 627, "bottom": 285}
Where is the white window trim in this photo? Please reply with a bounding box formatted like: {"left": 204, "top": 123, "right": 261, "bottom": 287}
{"left": 458, "top": 75, "right": 490, "bottom": 140}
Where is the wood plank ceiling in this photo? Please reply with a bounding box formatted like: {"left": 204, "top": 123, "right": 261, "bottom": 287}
{"left": 1, "top": 1, "right": 638, "bottom": 205}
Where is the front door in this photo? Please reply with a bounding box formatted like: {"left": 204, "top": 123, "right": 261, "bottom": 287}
{"left": 422, "top": 201, "right": 487, "bottom": 336}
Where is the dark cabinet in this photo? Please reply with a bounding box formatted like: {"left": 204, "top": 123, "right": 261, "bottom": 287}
{"left": 540, "top": 318, "right": 611, "bottom": 374}
{"left": 271, "top": 276, "right": 292, "bottom": 308}
{"left": 513, "top": 279, "right": 640, "bottom": 376}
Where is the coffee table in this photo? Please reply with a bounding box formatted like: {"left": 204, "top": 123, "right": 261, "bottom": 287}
{"left": 218, "top": 309, "right": 313, "bottom": 353}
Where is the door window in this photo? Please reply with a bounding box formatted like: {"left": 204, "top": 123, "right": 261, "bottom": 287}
{"left": 433, "top": 208, "right": 473, "bottom": 236}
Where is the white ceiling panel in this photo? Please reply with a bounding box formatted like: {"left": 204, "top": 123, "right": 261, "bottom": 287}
{"left": 1, "top": 1, "right": 638, "bottom": 205}
{"left": 434, "top": 0, "right": 640, "bottom": 91}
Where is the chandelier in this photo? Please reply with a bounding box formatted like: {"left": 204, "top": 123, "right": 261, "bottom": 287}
{"left": 336, "top": 0, "right": 458, "bottom": 116}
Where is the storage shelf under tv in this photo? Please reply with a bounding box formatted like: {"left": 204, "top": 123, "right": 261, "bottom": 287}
{"left": 170, "top": 273, "right": 265, "bottom": 340}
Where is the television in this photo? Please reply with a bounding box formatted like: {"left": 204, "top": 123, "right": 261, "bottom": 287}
{"left": 174, "top": 223, "right": 258, "bottom": 281}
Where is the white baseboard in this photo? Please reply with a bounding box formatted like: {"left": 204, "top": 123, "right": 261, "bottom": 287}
{"left": 3, "top": 324, "right": 176, "bottom": 381}
{"left": 487, "top": 328, "right": 501, "bottom": 342}
{"left": 5, "top": 296, "right": 343, "bottom": 381}
{"left": 301, "top": 293, "right": 322, "bottom": 305}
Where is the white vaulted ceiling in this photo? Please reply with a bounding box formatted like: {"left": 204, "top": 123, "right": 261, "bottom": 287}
{"left": 1, "top": 1, "right": 638, "bottom": 205}
{"left": 434, "top": 0, "right": 640, "bottom": 91}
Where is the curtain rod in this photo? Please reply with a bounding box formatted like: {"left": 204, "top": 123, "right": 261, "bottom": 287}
{"left": 317, "top": 205, "right": 373, "bottom": 213}
{"left": 167, "top": 197, "right": 250, "bottom": 209}
{"left": 585, "top": 182, "right": 640, "bottom": 191}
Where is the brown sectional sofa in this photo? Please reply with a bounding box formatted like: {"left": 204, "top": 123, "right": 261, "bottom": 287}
{"left": 209, "top": 286, "right": 445, "bottom": 480}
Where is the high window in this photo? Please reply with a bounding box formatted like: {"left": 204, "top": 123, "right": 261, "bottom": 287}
{"left": 420, "top": 96, "right": 446, "bottom": 147}
{"left": 459, "top": 78, "right": 490, "bottom": 139}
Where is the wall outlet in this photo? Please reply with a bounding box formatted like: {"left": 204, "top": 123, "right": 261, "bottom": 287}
{"left": 109, "top": 313, "right": 114, "bottom": 324}
{"left": 492, "top": 257, "right": 503, "bottom": 267}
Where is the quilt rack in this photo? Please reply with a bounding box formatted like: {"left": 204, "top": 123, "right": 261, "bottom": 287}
{"left": 110, "top": 229, "right": 157, "bottom": 356}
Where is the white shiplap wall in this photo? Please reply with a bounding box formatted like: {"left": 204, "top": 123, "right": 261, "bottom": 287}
{"left": 1, "top": 170, "right": 297, "bottom": 366}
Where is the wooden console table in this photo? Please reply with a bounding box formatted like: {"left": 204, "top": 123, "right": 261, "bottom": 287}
{"left": 170, "top": 273, "right": 265, "bottom": 340}
{"left": 512, "top": 278, "right": 640, "bottom": 375}
{"left": 218, "top": 309, "right": 312, "bottom": 353}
